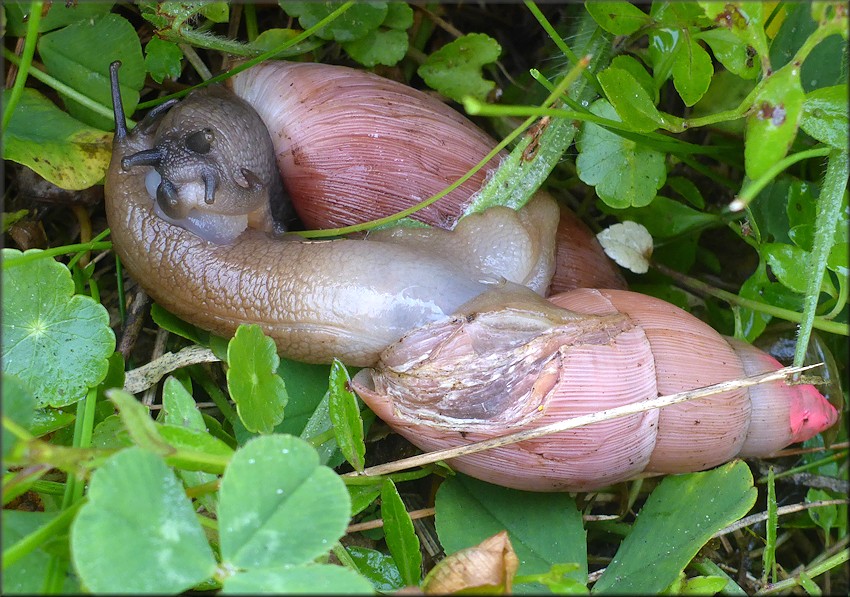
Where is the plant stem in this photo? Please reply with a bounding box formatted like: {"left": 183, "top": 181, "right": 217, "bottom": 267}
{"left": 793, "top": 149, "right": 849, "bottom": 368}
{"left": 653, "top": 263, "right": 849, "bottom": 336}
{"left": 137, "top": 2, "right": 356, "bottom": 109}
{"left": 730, "top": 146, "right": 832, "bottom": 212}
{"left": 3, "top": 241, "right": 113, "bottom": 269}
{"left": 757, "top": 548, "right": 849, "bottom": 595}
{"left": 2, "top": 0, "right": 42, "bottom": 130}
{"left": 3, "top": 48, "right": 123, "bottom": 127}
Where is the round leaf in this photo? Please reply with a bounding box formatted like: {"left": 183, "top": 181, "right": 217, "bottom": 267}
{"left": 418, "top": 33, "right": 502, "bottom": 103}
{"left": 597, "top": 221, "right": 654, "bottom": 274}
{"left": 226, "top": 324, "right": 288, "bottom": 434}
{"left": 576, "top": 100, "right": 666, "bottom": 208}
{"left": 2, "top": 249, "right": 115, "bottom": 407}
{"left": 218, "top": 435, "right": 350, "bottom": 568}
{"left": 71, "top": 447, "right": 217, "bottom": 593}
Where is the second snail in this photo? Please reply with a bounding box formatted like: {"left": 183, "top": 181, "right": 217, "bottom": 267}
{"left": 106, "top": 60, "right": 838, "bottom": 492}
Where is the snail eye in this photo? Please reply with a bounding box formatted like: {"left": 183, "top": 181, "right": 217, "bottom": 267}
{"left": 185, "top": 128, "right": 214, "bottom": 154}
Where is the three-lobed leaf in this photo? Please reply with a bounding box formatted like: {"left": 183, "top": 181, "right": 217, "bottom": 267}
{"left": 70, "top": 447, "right": 218, "bottom": 593}
{"left": 217, "top": 434, "right": 351, "bottom": 569}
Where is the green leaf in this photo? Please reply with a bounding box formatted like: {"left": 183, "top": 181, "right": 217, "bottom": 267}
{"left": 2, "top": 89, "right": 111, "bottom": 190}
{"left": 252, "top": 28, "right": 325, "bottom": 58}
{"left": 418, "top": 33, "right": 502, "bottom": 103}
{"left": 349, "top": 484, "right": 382, "bottom": 517}
{"left": 38, "top": 13, "right": 144, "bottom": 130}
{"left": 197, "top": 1, "right": 229, "bottom": 23}
{"left": 222, "top": 564, "right": 373, "bottom": 594}
{"left": 609, "top": 55, "right": 658, "bottom": 103}
{"left": 226, "top": 324, "right": 288, "bottom": 434}
{"left": 70, "top": 447, "right": 217, "bottom": 593}
{"left": 762, "top": 243, "right": 811, "bottom": 294}
{"left": 666, "top": 176, "right": 706, "bottom": 209}
{"left": 435, "top": 474, "right": 586, "bottom": 593}
{"left": 381, "top": 479, "right": 421, "bottom": 586}
{"left": 598, "top": 66, "right": 665, "bottom": 132}
{"left": 2, "top": 374, "right": 35, "bottom": 459}
{"left": 576, "top": 100, "right": 667, "bottom": 208}
{"left": 91, "top": 414, "right": 133, "bottom": 450}
{"left": 584, "top": 1, "right": 651, "bottom": 35}
{"left": 107, "top": 389, "right": 173, "bottom": 456}
{"left": 786, "top": 179, "right": 821, "bottom": 251}
{"left": 699, "top": 1, "right": 769, "bottom": 73}
{"left": 593, "top": 461, "right": 757, "bottom": 594}
{"left": 4, "top": 1, "right": 113, "bottom": 35}
{"left": 744, "top": 64, "right": 805, "bottom": 180}
{"left": 769, "top": 1, "right": 846, "bottom": 92}
{"left": 343, "top": 28, "right": 408, "bottom": 67}
{"left": 347, "top": 546, "right": 404, "bottom": 591}
{"left": 698, "top": 28, "right": 760, "bottom": 79}
{"left": 327, "top": 359, "right": 366, "bottom": 471}
{"left": 162, "top": 376, "right": 205, "bottom": 430}
{"left": 218, "top": 435, "right": 350, "bottom": 568}
{"left": 280, "top": 1, "right": 387, "bottom": 42}
{"left": 144, "top": 36, "right": 183, "bottom": 84}
{"left": 800, "top": 85, "right": 849, "bottom": 149}
{"left": 807, "top": 488, "right": 838, "bottom": 533}
{"left": 383, "top": 2, "right": 414, "bottom": 29}
{"left": 672, "top": 36, "right": 714, "bottom": 106}
{"left": 2, "top": 249, "right": 115, "bottom": 408}
{"left": 608, "top": 196, "right": 720, "bottom": 239}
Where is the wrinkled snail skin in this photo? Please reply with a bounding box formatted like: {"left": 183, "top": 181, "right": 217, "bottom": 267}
{"left": 228, "top": 61, "right": 627, "bottom": 293}
{"left": 352, "top": 289, "right": 838, "bottom": 492}
{"left": 105, "top": 64, "right": 562, "bottom": 366}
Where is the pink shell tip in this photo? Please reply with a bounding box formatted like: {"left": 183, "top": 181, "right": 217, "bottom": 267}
{"left": 789, "top": 384, "right": 839, "bottom": 443}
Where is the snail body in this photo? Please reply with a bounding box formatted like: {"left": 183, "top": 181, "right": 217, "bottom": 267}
{"left": 105, "top": 61, "right": 836, "bottom": 490}
{"left": 106, "top": 63, "right": 562, "bottom": 366}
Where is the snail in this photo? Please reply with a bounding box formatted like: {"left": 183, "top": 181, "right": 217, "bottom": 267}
{"left": 105, "top": 61, "right": 837, "bottom": 490}
{"left": 352, "top": 289, "right": 839, "bottom": 492}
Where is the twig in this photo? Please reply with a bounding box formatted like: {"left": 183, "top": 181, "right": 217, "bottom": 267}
{"left": 123, "top": 345, "right": 220, "bottom": 394}
{"left": 344, "top": 365, "right": 820, "bottom": 479}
